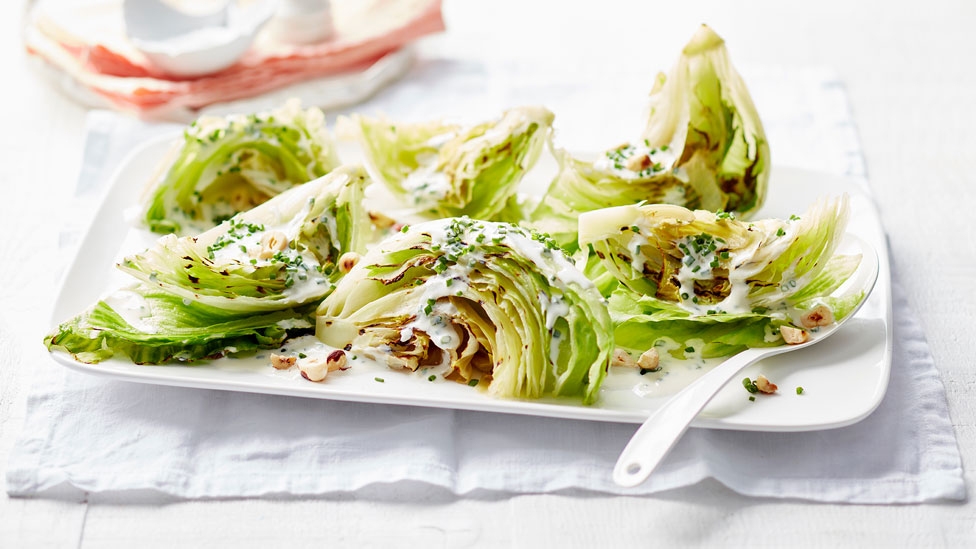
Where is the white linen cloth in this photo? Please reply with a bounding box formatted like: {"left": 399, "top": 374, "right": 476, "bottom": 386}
{"left": 5, "top": 59, "right": 966, "bottom": 502}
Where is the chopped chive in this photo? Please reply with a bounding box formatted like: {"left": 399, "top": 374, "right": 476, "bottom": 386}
{"left": 298, "top": 353, "right": 307, "bottom": 359}
{"left": 749, "top": 396, "right": 756, "bottom": 402}
{"left": 630, "top": 225, "right": 641, "bottom": 233}
{"left": 374, "top": 377, "right": 385, "bottom": 383}
{"left": 681, "top": 292, "right": 689, "bottom": 300}
{"left": 796, "top": 387, "right": 804, "bottom": 395}
{"left": 428, "top": 375, "right": 437, "bottom": 382}
{"left": 684, "top": 346, "right": 694, "bottom": 353}
{"left": 468, "top": 379, "right": 479, "bottom": 387}
{"left": 776, "top": 228, "right": 786, "bottom": 237}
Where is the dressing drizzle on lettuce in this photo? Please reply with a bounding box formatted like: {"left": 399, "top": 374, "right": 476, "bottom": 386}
{"left": 315, "top": 217, "right": 611, "bottom": 404}
{"left": 578, "top": 196, "right": 864, "bottom": 359}
{"left": 340, "top": 106, "right": 553, "bottom": 221}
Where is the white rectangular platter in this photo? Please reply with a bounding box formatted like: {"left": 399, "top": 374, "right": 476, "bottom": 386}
{"left": 50, "top": 135, "right": 892, "bottom": 431}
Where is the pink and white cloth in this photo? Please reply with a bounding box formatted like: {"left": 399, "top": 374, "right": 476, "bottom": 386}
{"left": 25, "top": 0, "right": 444, "bottom": 117}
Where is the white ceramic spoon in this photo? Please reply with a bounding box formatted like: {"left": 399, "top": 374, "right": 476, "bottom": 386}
{"left": 612, "top": 234, "right": 880, "bottom": 488}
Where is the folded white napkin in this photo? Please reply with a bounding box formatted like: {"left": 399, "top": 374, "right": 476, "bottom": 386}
{"left": 5, "top": 60, "right": 965, "bottom": 502}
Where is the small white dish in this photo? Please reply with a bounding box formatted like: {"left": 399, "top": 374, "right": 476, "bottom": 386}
{"left": 48, "top": 137, "right": 892, "bottom": 431}
{"left": 123, "top": 0, "right": 275, "bottom": 77}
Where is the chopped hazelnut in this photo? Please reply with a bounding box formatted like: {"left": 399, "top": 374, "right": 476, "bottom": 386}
{"left": 801, "top": 305, "right": 834, "bottom": 328}
{"left": 780, "top": 325, "right": 809, "bottom": 345}
{"left": 755, "top": 374, "right": 778, "bottom": 394}
{"left": 611, "top": 348, "right": 636, "bottom": 368}
{"left": 298, "top": 356, "right": 329, "bottom": 382}
{"left": 270, "top": 354, "right": 295, "bottom": 370}
{"left": 326, "top": 349, "right": 348, "bottom": 372}
{"left": 298, "top": 350, "right": 349, "bottom": 382}
{"left": 257, "top": 231, "right": 288, "bottom": 260}
{"left": 625, "top": 154, "right": 652, "bottom": 172}
{"left": 338, "top": 252, "right": 361, "bottom": 274}
{"left": 637, "top": 348, "right": 659, "bottom": 371}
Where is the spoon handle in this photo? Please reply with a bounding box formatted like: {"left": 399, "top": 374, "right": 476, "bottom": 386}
{"left": 612, "top": 347, "right": 769, "bottom": 487}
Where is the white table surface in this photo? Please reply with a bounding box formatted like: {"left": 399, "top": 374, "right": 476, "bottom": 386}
{"left": 3, "top": 0, "right": 976, "bottom": 546}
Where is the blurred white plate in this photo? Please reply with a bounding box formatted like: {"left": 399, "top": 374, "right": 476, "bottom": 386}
{"left": 48, "top": 136, "right": 892, "bottom": 431}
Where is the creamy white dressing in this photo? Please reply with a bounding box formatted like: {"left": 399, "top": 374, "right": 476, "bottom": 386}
{"left": 397, "top": 131, "right": 460, "bottom": 210}
{"left": 671, "top": 217, "right": 803, "bottom": 317}
{"left": 201, "top": 201, "right": 330, "bottom": 305}
{"left": 103, "top": 289, "right": 157, "bottom": 334}
{"left": 387, "top": 219, "right": 595, "bottom": 376}
{"left": 600, "top": 338, "right": 724, "bottom": 401}
{"left": 627, "top": 232, "right": 651, "bottom": 273}
{"left": 264, "top": 334, "right": 340, "bottom": 380}
{"left": 538, "top": 291, "right": 569, "bottom": 331}
{"left": 401, "top": 164, "right": 453, "bottom": 209}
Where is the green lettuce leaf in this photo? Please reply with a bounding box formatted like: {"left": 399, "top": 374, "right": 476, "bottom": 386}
{"left": 339, "top": 106, "right": 554, "bottom": 220}
{"left": 44, "top": 287, "right": 314, "bottom": 364}
{"left": 143, "top": 99, "right": 340, "bottom": 234}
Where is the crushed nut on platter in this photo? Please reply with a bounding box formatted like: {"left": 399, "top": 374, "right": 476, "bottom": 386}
{"left": 755, "top": 374, "right": 778, "bottom": 394}
{"left": 637, "top": 348, "right": 659, "bottom": 371}
{"left": 270, "top": 354, "right": 295, "bottom": 370}
{"left": 800, "top": 305, "right": 834, "bottom": 328}
{"left": 780, "top": 325, "right": 809, "bottom": 345}
{"left": 611, "top": 348, "right": 636, "bottom": 368}
{"left": 298, "top": 350, "right": 348, "bottom": 382}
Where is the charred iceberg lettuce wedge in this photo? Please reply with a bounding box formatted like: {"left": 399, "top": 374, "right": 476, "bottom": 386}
{"left": 46, "top": 167, "right": 371, "bottom": 364}
{"left": 578, "top": 196, "right": 864, "bottom": 359}
{"left": 315, "top": 217, "right": 612, "bottom": 404}
{"left": 143, "top": 100, "right": 340, "bottom": 234}
{"left": 339, "top": 106, "right": 554, "bottom": 220}
{"left": 44, "top": 287, "right": 315, "bottom": 365}
{"left": 532, "top": 24, "right": 769, "bottom": 249}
